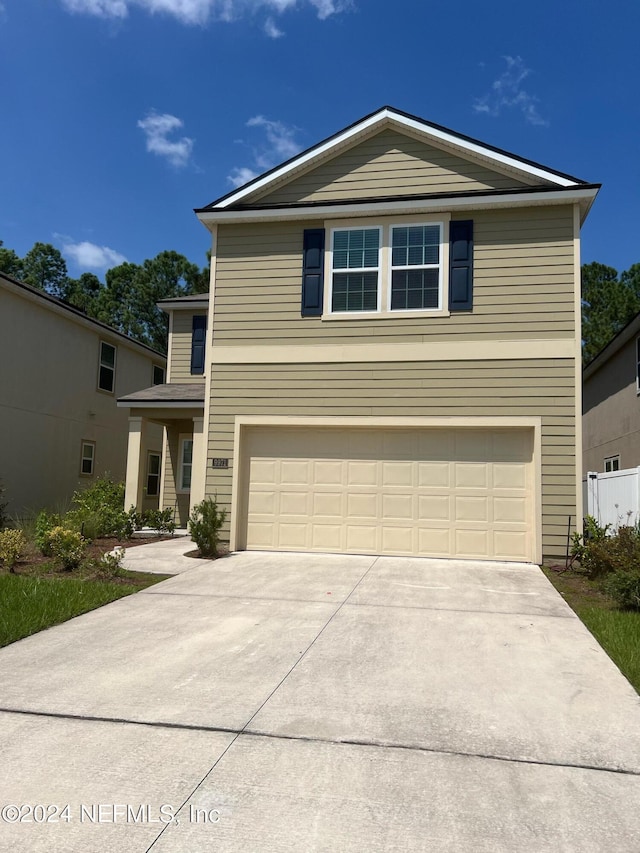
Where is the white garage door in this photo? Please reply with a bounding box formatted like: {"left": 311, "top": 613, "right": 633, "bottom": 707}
{"left": 243, "top": 427, "right": 535, "bottom": 562}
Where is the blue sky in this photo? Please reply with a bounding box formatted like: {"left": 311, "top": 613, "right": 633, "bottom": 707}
{"left": 1, "top": 0, "right": 638, "bottom": 277}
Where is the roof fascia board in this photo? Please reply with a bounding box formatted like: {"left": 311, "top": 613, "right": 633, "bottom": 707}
{"left": 1, "top": 274, "right": 166, "bottom": 361}
{"left": 198, "top": 186, "right": 599, "bottom": 227}
{"left": 116, "top": 400, "right": 204, "bottom": 408}
{"left": 210, "top": 108, "right": 580, "bottom": 210}
{"left": 157, "top": 300, "right": 209, "bottom": 312}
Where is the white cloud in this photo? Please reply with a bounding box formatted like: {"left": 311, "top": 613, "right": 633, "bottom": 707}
{"left": 63, "top": 240, "right": 128, "bottom": 269}
{"left": 473, "top": 56, "right": 548, "bottom": 127}
{"left": 60, "top": 0, "right": 350, "bottom": 26}
{"left": 227, "top": 166, "right": 260, "bottom": 188}
{"left": 137, "top": 111, "right": 194, "bottom": 167}
{"left": 263, "top": 16, "right": 283, "bottom": 37}
{"left": 227, "top": 115, "right": 303, "bottom": 187}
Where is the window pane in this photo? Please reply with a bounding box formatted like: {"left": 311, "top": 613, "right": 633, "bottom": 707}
{"left": 181, "top": 466, "right": 192, "bottom": 491}
{"left": 333, "top": 229, "right": 378, "bottom": 270}
{"left": 391, "top": 269, "right": 439, "bottom": 310}
{"left": 182, "top": 440, "right": 193, "bottom": 465}
{"left": 332, "top": 273, "right": 377, "bottom": 312}
{"left": 147, "top": 474, "right": 159, "bottom": 496}
{"left": 99, "top": 366, "right": 114, "bottom": 392}
{"left": 81, "top": 459, "right": 93, "bottom": 475}
{"left": 153, "top": 366, "right": 165, "bottom": 385}
{"left": 149, "top": 454, "right": 160, "bottom": 475}
{"left": 391, "top": 225, "right": 440, "bottom": 267}
{"left": 101, "top": 343, "right": 116, "bottom": 368}
{"left": 82, "top": 443, "right": 94, "bottom": 461}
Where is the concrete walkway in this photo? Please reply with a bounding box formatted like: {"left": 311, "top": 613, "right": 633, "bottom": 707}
{"left": 0, "top": 550, "right": 639, "bottom": 851}
{"left": 119, "top": 536, "right": 211, "bottom": 575}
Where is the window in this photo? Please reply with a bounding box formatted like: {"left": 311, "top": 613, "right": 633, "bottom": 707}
{"left": 98, "top": 342, "right": 116, "bottom": 393}
{"left": 604, "top": 456, "right": 620, "bottom": 473}
{"left": 637, "top": 337, "right": 640, "bottom": 393}
{"left": 152, "top": 365, "right": 165, "bottom": 386}
{"left": 329, "top": 220, "right": 445, "bottom": 316}
{"left": 331, "top": 227, "right": 380, "bottom": 312}
{"left": 179, "top": 438, "right": 193, "bottom": 492}
{"left": 146, "top": 452, "right": 161, "bottom": 496}
{"left": 390, "top": 225, "right": 441, "bottom": 310}
{"left": 80, "top": 441, "right": 95, "bottom": 476}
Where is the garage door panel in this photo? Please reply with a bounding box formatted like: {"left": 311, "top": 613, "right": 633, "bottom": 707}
{"left": 418, "top": 462, "right": 450, "bottom": 487}
{"left": 454, "top": 463, "right": 489, "bottom": 489}
{"left": 455, "top": 496, "right": 490, "bottom": 522}
{"left": 244, "top": 427, "right": 535, "bottom": 562}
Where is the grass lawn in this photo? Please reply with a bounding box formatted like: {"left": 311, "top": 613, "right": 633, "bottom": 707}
{"left": 543, "top": 566, "right": 640, "bottom": 694}
{"left": 0, "top": 538, "right": 169, "bottom": 647}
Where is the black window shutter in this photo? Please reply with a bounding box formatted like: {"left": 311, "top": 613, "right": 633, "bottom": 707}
{"left": 190, "top": 315, "right": 206, "bottom": 375}
{"left": 449, "top": 220, "right": 474, "bottom": 312}
{"left": 301, "top": 229, "right": 325, "bottom": 317}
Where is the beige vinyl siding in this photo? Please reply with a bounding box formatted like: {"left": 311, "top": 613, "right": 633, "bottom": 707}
{"left": 161, "top": 420, "right": 193, "bottom": 527}
{"left": 213, "top": 206, "right": 575, "bottom": 345}
{"left": 205, "top": 359, "right": 576, "bottom": 559}
{"left": 250, "top": 129, "right": 533, "bottom": 205}
{"left": 168, "top": 310, "right": 207, "bottom": 382}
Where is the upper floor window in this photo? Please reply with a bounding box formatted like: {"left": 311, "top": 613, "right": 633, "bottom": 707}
{"left": 328, "top": 220, "right": 445, "bottom": 317}
{"left": 98, "top": 342, "right": 116, "bottom": 393}
{"left": 152, "top": 364, "right": 165, "bottom": 385}
{"left": 636, "top": 337, "right": 640, "bottom": 393}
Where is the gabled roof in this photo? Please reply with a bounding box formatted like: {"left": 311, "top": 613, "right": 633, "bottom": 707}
{"left": 198, "top": 106, "right": 590, "bottom": 214}
{"left": 583, "top": 310, "right": 640, "bottom": 380}
{"left": 0, "top": 271, "right": 166, "bottom": 360}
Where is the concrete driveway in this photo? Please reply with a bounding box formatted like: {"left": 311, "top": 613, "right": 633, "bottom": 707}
{"left": 1, "top": 547, "right": 640, "bottom": 852}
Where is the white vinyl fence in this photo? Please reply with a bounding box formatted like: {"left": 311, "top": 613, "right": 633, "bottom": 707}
{"left": 583, "top": 467, "right": 640, "bottom": 530}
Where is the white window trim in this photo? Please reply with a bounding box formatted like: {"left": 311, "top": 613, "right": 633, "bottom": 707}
{"left": 80, "top": 440, "right": 95, "bottom": 477}
{"left": 323, "top": 214, "right": 450, "bottom": 320}
{"left": 146, "top": 451, "right": 162, "bottom": 497}
{"left": 177, "top": 435, "right": 193, "bottom": 494}
{"left": 98, "top": 341, "right": 117, "bottom": 394}
{"left": 604, "top": 455, "right": 620, "bottom": 473}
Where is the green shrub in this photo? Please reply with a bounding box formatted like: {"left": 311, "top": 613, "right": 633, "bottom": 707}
{"left": 47, "top": 527, "right": 86, "bottom": 570}
{"left": 188, "top": 498, "right": 226, "bottom": 558}
{"left": 84, "top": 547, "right": 125, "bottom": 579}
{"left": 68, "top": 475, "right": 131, "bottom": 540}
{"left": 35, "top": 511, "right": 63, "bottom": 556}
{"left": 577, "top": 525, "right": 640, "bottom": 580}
{"left": 143, "top": 508, "right": 175, "bottom": 535}
{"left": 0, "top": 529, "right": 27, "bottom": 572}
{"left": 604, "top": 571, "right": 640, "bottom": 611}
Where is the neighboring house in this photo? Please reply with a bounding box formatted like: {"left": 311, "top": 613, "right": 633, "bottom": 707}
{"left": 120, "top": 106, "right": 599, "bottom": 563}
{"left": 0, "top": 272, "right": 165, "bottom": 517}
{"left": 583, "top": 311, "right": 640, "bottom": 474}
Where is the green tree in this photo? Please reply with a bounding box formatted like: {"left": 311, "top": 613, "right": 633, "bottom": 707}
{"left": 22, "top": 242, "right": 69, "bottom": 297}
{"left": 95, "top": 262, "right": 144, "bottom": 341}
{"left": 581, "top": 262, "right": 640, "bottom": 364}
{"left": 65, "top": 271, "right": 103, "bottom": 314}
{"left": 0, "top": 241, "right": 24, "bottom": 279}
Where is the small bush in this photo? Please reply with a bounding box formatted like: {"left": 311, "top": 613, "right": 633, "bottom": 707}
{"left": 47, "top": 527, "right": 86, "bottom": 570}
{"left": 35, "top": 511, "right": 63, "bottom": 556}
{"left": 69, "top": 475, "right": 130, "bottom": 539}
{"left": 143, "top": 508, "right": 175, "bottom": 535}
{"left": 577, "top": 525, "right": 640, "bottom": 580}
{"left": 0, "top": 529, "right": 27, "bottom": 572}
{"left": 188, "top": 498, "right": 226, "bottom": 558}
{"left": 604, "top": 571, "right": 640, "bottom": 611}
{"left": 85, "top": 547, "right": 125, "bottom": 579}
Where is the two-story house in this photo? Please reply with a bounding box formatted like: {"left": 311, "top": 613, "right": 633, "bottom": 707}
{"left": 583, "top": 311, "right": 640, "bottom": 474}
{"left": 0, "top": 272, "right": 165, "bottom": 518}
{"left": 120, "top": 107, "right": 598, "bottom": 562}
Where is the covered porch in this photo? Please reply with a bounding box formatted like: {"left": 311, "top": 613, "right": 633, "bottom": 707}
{"left": 117, "top": 383, "right": 206, "bottom": 528}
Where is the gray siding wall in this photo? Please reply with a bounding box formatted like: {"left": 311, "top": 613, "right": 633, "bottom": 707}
{"left": 583, "top": 336, "right": 640, "bottom": 473}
